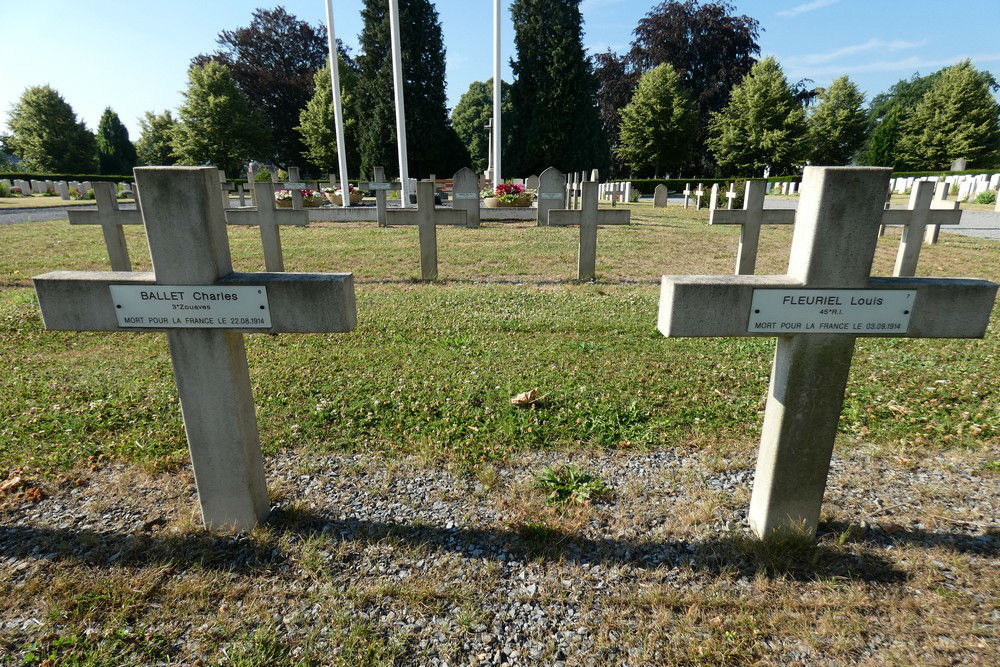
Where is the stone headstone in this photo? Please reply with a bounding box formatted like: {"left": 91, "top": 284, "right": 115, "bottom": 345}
{"left": 526, "top": 174, "right": 539, "bottom": 190}
{"left": 536, "top": 167, "right": 565, "bottom": 226}
{"left": 950, "top": 158, "right": 967, "bottom": 171}
{"left": 653, "top": 184, "right": 668, "bottom": 208}
{"left": 451, "top": 167, "right": 481, "bottom": 229}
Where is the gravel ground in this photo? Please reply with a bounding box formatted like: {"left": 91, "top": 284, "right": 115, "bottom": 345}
{"left": 1, "top": 443, "right": 997, "bottom": 665}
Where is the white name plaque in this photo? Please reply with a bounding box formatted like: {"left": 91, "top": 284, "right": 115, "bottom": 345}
{"left": 110, "top": 285, "right": 272, "bottom": 329}
{"left": 368, "top": 182, "right": 393, "bottom": 191}
{"left": 454, "top": 193, "right": 479, "bottom": 200}
{"left": 539, "top": 192, "right": 565, "bottom": 200}
{"left": 748, "top": 289, "right": 915, "bottom": 334}
{"left": 283, "top": 182, "right": 307, "bottom": 189}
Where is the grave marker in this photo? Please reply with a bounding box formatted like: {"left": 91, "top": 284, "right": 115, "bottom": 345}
{"left": 709, "top": 180, "right": 794, "bottom": 275}
{"left": 548, "top": 181, "right": 630, "bottom": 280}
{"left": 726, "top": 182, "right": 737, "bottom": 209}
{"left": 451, "top": 167, "right": 481, "bottom": 228}
{"left": 224, "top": 182, "right": 308, "bottom": 272}
{"left": 67, "top": 182, "right": 142, "bottom": 271}
{"left": 536, "top": 167, "right": 565, "bottom": 226}
{"left": 708, "top": 183, "right": 720, "bottom": 210}
{"left": 385, "top": 181, "right": 466, "bottom": 280}
{"left": 924, "top": 181, "right": 958, "bottom": 244}
{"left": 683, "top": 183, "right": 692, "bottom": 209}
{"left": 694, "top": 183, "right": 705, "bottom": 209}
{"left": 33, "top": 167, "right": 357, "bottom": 530}
{"left": 881, "top": 180, "right": 961, "bottom": 277}
{"left": 657, "top": 166, "right": 997, "bottom": 539}
{"left": 360, "top": 166, "right": 402, "bottom": 227}
{"left": 653, "top": 184, "right": 668, "bottom": 208}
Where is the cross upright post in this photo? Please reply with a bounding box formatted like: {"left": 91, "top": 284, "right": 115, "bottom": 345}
{"left": 224, "top": 182, "right": 308, "bottom": 272}
{"left": 33, "top": 167, "right": 357, "bottom": 530}
{"left": 709, "top": 179, "right": 795, "bottom": 275}
{"left": 67, "top": 181, "right": 143, "bottom": 271}
{"left": 682, "top": 183, "right": 692, "bottom": 209}
{"left": 708, "top": 183, "right": 720, "bottom": 210}
{"left": 923, "top": 181, "right": 959, "bottom": 244}
{"left": 658, "top": 166, "right": 997, "bottom": 539}
{"left": 694, "top": 183, "right": 705, "bottom": 209}
{"left": 881, "top": 180, "right": 961, "bottom": 277}
{"left": 284, "top": 166, "right": 306, "bottom": 210}
{"left": 548, "top": 181, "right": 630, "bottom": 280}
{"left": 385, "top": 180, "right": 466, "bottom": 280}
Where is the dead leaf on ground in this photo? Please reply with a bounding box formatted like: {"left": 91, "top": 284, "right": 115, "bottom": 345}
{"left": 511, "top": 388, "right": 540, "bottom": 406}
{"left": 0, "top": 476, "right": 24, "bottom": 495}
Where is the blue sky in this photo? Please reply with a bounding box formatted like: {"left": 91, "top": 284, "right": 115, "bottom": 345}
{"left": 2, "top": 0, "right": 998, "bottom": 139}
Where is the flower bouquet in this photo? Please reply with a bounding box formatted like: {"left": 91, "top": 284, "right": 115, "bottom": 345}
{"left": 322, "top": 185, "right": 362, "bottom": 206}
{"left": 274, "top": 189, "right": 326, "bottom": 208}
{"left": 482, "top": 182, "right": 533, "bottom": 208}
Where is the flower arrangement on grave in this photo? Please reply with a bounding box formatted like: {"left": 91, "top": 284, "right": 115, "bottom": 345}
{"left": 481, "top": 182, "right": 534, "bottom": 208}
{"left": 11, "top": 187, "right": 25, "bottom": 197}
{"left": 273, "top": 189, "right": 325, "bottom": 208}
{"left": 43, "top": 187, "right": 57, "bottom": 197}
{"left": 322, "top": 184, "right": 362, "bottom": 206}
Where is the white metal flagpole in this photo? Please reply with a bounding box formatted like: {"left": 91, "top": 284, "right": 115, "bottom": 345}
{"left": 389, "top": 0, "right": 411, "bottom": 207}
{"left": 325, "top": 0, "right": 351, "bottom": 208}
{"left": 492, "top": 0, "right": 501, "bottom": 187}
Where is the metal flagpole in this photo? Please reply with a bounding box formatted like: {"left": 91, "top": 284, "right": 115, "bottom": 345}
{"left": 389, "top": 0, "right": 411, "bottom": 207}
{"left": 325, "top": 0, "right": 352, "bottom": 208}
{"left": 492, "top": 0, "right": 502, "bottom": 187}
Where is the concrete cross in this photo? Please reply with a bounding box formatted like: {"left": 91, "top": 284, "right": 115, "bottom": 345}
{"left": 881, "top": 180, "right": 962, "bottom": 277}
{"left": 708, "top": 183, "right": 720, "bottom": 210}
{"left": 33, "top": 167, "right": 357, "bottom": 530}
{"left": 451, "top": 167, "right": 481, "bottom": 228}
{"left": 694, "top": 183, "right": 705, "bottom": 209}
{"left": 548, "top": 181, "right": 630, "bottom": 280}
{"left": 923, "top": 181, "right": 959, "bottom": 244}
{"left": 682, "top": 183, "right": 692, "bottom": 209}
{"left": 658, "top": 166, "right": 997, "bottom": 540}
{"left": 385, "top": 181, "right": 467, "bottom": 281}
{"left": 709, "top": 179, "right": 795, "bottom": 275}
{"left": 725, "top": 182, "right": 737, "bottom": 209}
{"left": 536, "top": 167, "right": 565, "bottom": 226}
{"left": 219, "top": 171, "right": 234, "bottom": 209}
{"left": 283, "top": 166, "right": 307, "bottom": 210}
{"left": 68, "top": 181, "right": 143, "bottom": 271}
{"left": 360, "top": 166, "right": 402, "bottom": 227}
{"left": 224, "top": 182, "right": 308, "bottom": 272}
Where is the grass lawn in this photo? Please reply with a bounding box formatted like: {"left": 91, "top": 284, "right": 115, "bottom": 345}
{"left": 0, "top": 202, "right": 998, "bottom": 665}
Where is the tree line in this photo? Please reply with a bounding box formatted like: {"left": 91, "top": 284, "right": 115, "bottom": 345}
{"left": 4, "top": 1, "right": 999, "bottom": 179}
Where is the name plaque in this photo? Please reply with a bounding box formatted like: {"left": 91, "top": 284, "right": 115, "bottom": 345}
{"left": 539, "top": 192, "right": 565, "bottom": 200}
{"left": 109, "top": 285, "right": 272, "bottom": 329}
{"left": 368, "top": 183, "right": 393, "bottom": 191}
{"left": 748, "top": 289, "right": 915, "bottom": 334}
{"left": 454, "top": 193, "right": 479, "bottom": 200}
{"left": 283, "top": 182, "right": 307, "bottom": 189}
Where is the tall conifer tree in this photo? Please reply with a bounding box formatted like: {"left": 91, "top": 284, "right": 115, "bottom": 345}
{"left": 355, "top": 0, "right": 469, "bottom": 179}
{"left": 507, "top": 0, "right": 608, "bottom": 176}
{"left": 96, "top": 107, "right": 137, "bottom": 174}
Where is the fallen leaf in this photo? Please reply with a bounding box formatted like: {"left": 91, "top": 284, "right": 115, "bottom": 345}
{"left": 511, "top": 388, "right": 539, "bottom": 406}
{"left": 0, "top": 476, "right": 23, "bottom": 495}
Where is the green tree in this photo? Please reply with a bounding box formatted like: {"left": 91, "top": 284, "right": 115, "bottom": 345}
{"left": 135, "top": 111, "right": 178, "bottom": 166}
{"left": 507, "top": 0, "right": 608, "bottom": 176}
{"left": 450, "top": 78, "right": 511, "bottom": 174}
{"left": 707, "top": 57, "right": 807, "bottom": 175}
{"left": 96, "top": 107, "right": 137, "bottom": 174}
{"left": 806, "top": 75, "right": 867, "bottom": 165}
{"left": 865, "top": 104, "right": 901, "bottom": 167}
{"left": 896, "top": 61, "right": 1000, "bottom": 169}
{"left": 355, "top": 0, "right": 469, "bottom": 179}
{"left": 616, "top": 64, "right": 697, "bottom": 176}
{"left": 172, "top": 61, "right": 270, "bottom": 175}
{"left": 6, "top": 85, "right": 97, "bottom": 172}
{"left": 296, "top": 61, "right": 361, "bottom": 176}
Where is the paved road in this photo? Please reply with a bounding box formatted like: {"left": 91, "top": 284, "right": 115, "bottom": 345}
{"left": 658, "top": 194, "right": 1000, "bottom": 241}
{"left": 6, "top": 200, "right": 1000, "bottom": 241}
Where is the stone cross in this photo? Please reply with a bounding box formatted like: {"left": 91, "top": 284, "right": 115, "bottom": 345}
{"left": 548, "top": 181, "right": 630, "bottom": 280}
{"left": 682, "top": 183, "right": 692, "bottom": 209}
{"left": 219, "top": 170, "right": 234, "bottom": 209}
{"left": 653, "top": 184, "right": 668, "bottom": 208}
{"left": 360, "top": 166, "right": 401, "bottom": 227}
{"left": 451, "top": 167, "right": 481, "bottom": 228}
{"left": 725, "top": 182, "right": 737, "bottom": 209}
{"left": 224, "top": 182, "right": 308, "bottom": 272}
{"left": 709, "top": 179, "right": 794, "bottom": 275}
{"left": 385, "top": 181, "right": 467, "bottom": 280}
{"left": 708, "top": 183, "right": 720, "bottom": 210}
{"left": 658, "top": 166, "right": 997, "bottom": 539}
{"left": 694, "top": 183, "right": 705, "bottom": 209}
{"left": 33, "top": 167, "right": 357, "bottom": 530}
{"left": 68, "top": 181, "right": 143, "bottom": 271}
{"left": 283, "top": 166, "right": 307, "bottom": 210}
{"left": 536, "top": 167, "right": 565, "bottom": 226}
{"left": 881, "top": 180, "right": 961, "bottom": 277}
{"left": 923, "top": 181, "right": 958, "bottom": 244}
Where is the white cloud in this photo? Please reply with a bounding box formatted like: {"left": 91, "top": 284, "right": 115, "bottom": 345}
{"left": 786, "top": 39, "right": 927, "bottom": 67}
{"left": 796, "top": 52, "right": 1000, "bottom": 77}
{"left": 777, "top": 0, "right": 840, "bottom": 18}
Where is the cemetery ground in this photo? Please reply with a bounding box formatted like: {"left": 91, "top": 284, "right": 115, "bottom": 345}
{"left": 0, "top": 202, "right": 998, "bottom": 666}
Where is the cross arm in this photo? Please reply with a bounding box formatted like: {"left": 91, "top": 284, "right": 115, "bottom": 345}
{"left": 360, "top": 181, "right": 401, "bottom": 191}
{"left": 32, "top": 270, "right": 356, "bottom": 333}
{"left": 658, "top": 274, "right": 996, "bottom": 338}
{"left": 597, "top": 210, "right": 630, "bottom": 225}
{"left": 224, "top": 208, "right": 309, "bottom": 227}
{"left": 881, "top": 208, "right": 962, "bottom": 226}
{"left": 384, "top": 208, "right": 467, "bottom": 226}
{"left": 68, "top": 209, "right": 142, "bottom": 225}
{"left": 548, "top": 210, "right": 580, "bottom": 226}
{"left": 709, "top": 209, "right": 795, "bottom": 225}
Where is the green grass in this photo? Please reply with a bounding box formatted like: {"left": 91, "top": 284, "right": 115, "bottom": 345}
{"left": 0, "top": 203, "right": 998, "bottom": 477}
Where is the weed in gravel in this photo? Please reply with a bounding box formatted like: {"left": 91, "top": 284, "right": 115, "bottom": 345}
{"left": 532, "top": 464, "right": 608, "bottom": 506}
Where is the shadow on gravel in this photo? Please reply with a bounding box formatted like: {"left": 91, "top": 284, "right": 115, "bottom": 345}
{"left": 5, "top": 511, "right": 994, "bottom": 582}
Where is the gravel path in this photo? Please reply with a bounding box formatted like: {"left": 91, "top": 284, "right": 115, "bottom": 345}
{"left": 1, "top": 444, "right": 997, "bottom": 665}
{"left": 0, "top": 204, "right": 137, "bottom": 225}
